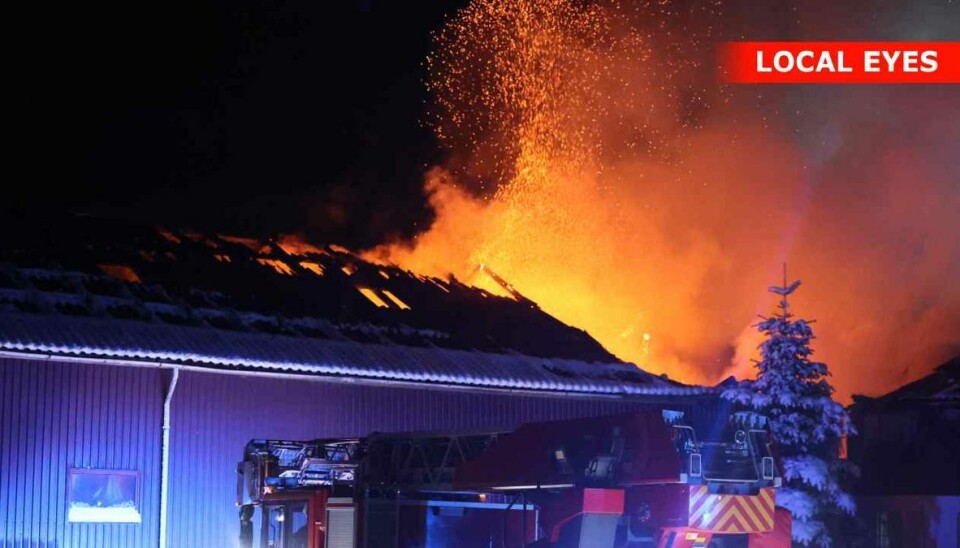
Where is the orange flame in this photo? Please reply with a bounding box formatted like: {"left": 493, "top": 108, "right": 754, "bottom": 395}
{"left": 277, "top": 234, "right": 328, "bottom": 256}
{"left": 367, "top": 0, "right": 960, "bottom": 401}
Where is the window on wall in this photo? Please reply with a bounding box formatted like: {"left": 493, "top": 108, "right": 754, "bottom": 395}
{"left": 67, "top": 468, "right": 141, "bottom": 523}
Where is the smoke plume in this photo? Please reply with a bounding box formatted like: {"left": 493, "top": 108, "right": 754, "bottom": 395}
{"left": 366, "top": 0, "right": 960, "bottom": 401}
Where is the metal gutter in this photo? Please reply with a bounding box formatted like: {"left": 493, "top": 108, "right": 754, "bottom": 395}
{"left": 0, "top": 349, "right": 713, "bottom": 402}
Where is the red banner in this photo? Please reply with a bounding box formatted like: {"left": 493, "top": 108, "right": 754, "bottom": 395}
{"left": 719, "top": 42, "right": 960, "bottom": 83}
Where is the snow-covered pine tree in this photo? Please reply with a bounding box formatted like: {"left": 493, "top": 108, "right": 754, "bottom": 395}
{"left": 723, "top": 272, "right": 856, "bottom": 546}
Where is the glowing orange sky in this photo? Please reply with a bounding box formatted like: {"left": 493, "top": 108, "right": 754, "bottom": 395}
{"left": 366, "top": 0, "right": 960, "bottom": 402}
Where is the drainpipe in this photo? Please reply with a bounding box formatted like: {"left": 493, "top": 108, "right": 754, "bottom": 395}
{"left": 159, "top": 367, "right": 180, "bottom": 548}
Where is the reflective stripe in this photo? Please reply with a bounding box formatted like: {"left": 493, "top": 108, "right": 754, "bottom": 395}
{"left": 743, "top": 491, "right": 774, "bottom": 529}
{"left": 689, "top": 485, "right": 708, "bottom": 508}
{"left": 688, "top": 487, "right": 776, "bottom": 533}
{"left": 737, "top": 494, "right": 765, "bottom": 531}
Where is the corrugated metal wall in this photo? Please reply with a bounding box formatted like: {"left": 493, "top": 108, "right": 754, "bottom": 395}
{"left": 0, "top": 357, "right": 163, "bottom": 548}
{"left": 0, "top": 358, "right": 710, "bottom": 548}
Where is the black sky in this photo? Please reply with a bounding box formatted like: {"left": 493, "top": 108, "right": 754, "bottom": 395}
{"left": 10, "top": 0, "right": 958, "bottom": 247}
{"left": 11, "top": 1, "right": 466, "bottom": 246}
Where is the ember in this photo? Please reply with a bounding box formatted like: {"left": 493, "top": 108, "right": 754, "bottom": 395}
{"left": 367, "top": 0, "right": 960, "bottom": 401}
{"left": 278, "top": 234, "right": 328, "bottom": 256}
{"left": 97, "top": 264, "right": 141, "bottom": 284}
{"left": 299, "top": 261, "right": 324, "bottom": 276}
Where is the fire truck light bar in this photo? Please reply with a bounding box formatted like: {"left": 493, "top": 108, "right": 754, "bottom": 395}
{"left": 491, "top": 483, "right": 575, "bottom": 490}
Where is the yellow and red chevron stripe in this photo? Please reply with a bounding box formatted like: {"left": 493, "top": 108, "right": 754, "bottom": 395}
{"left": 687, "top": 486, "right": 775, "bottom": 533}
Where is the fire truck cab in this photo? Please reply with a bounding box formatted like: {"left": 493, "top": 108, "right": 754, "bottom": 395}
{"left": 237, "top": 410, "right": 791, "bottom": 547}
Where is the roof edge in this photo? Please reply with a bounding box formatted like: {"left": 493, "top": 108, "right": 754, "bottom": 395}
{"left": 0, "top": 348, "right": 714, "bottom": 401}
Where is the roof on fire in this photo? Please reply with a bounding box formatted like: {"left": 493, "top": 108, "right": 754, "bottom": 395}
{"left": 0, "top": 215, "right": 706, "bottom": 396}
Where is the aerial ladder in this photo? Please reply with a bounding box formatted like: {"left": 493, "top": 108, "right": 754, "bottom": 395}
{"left": 237, "top": 410, "right": 791, "bottom": 547}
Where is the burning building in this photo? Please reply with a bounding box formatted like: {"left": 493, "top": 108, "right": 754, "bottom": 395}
{"left": 0, "top": 216, "right": 717, "bottom": 547}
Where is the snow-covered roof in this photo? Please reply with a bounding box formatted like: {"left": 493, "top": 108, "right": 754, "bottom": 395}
{"left": 0, "top": 312, "right": 708, "bottom": 396}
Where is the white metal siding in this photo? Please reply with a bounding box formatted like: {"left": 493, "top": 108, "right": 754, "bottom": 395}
{"left": 325, "top": 508, "right": 355, "bottom": 548}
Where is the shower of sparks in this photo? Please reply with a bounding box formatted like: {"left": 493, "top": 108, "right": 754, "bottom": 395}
{"left": 370, "top": 0, "right": 723, "bottom": 379}
{"left": 366, "top": 0, "right": 960, "bottom": 400}
{"left": 426, "top": 0, "right": 722, "bottom": 282}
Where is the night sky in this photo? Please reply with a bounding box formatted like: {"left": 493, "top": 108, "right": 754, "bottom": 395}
{"left": 10, "top": 0, "right": 956, "bottom": 249}
{"left": 6, "top": 0, "right": 959, "bottom": 393}
{"left": 11, "top": 1, "right": 465, "bottom": 246}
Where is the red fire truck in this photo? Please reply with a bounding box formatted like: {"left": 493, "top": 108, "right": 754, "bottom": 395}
{"left": 237, "top": 410, "right": 791, "bottom": 547}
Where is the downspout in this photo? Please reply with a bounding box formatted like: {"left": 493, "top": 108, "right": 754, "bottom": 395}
{"left": 159, "top": 367, "right": 180, "bottom": 548}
